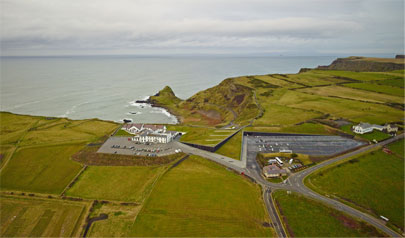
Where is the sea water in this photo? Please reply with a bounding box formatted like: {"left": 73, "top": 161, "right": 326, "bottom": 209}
{"left": 0, "top": 55, "right": 335, "bottom": 123}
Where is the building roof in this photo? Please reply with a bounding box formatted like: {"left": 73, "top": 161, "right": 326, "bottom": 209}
{"left": 143, "top": 124, "right": 164, "bottom": 131}
{"left": 263, "top": 165, "right": 286, "bottom": 174}
{"left": 355, "top": 123, "right": 384, "bottom": 130}
{"left": 122, "top": 123, "right": 143, "bottom": 130}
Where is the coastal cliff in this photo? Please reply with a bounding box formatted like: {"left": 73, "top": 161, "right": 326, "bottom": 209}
{"left": 315, "top": 56, "right": 404, "bottom": 72}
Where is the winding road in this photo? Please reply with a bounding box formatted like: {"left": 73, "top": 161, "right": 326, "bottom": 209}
{"left": 177, "top": 133, "right": 404, "bottom": 237}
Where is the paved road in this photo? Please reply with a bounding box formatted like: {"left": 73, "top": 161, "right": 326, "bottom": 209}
{"left": 179, "top": 133, "right": 404, "bottom": 237}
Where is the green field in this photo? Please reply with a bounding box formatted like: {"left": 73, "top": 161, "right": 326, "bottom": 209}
{"left": 344, "top": 82, "right": 404, "bottom": 97}
{"left": 0, "top": 144, "right": 84, "bottom": 194}
{"left": 66, "top": 166, "right": 166, "bottom": 202}
{"left": 275, "top": 89, "right": 403, "bottom": 124}
{"left": 216, "top": 130, "right": 243, "bottom": 160}
{"left": 130, "top": 155, "right": 274, "bottom": 237}
{"left": 114, "top": 129, "right": 133, "bottom": 136}
{"left": 310, "top": 69, "right": 403, "bottom": 81}
{"left": 273, "top": 190, "right": 385, "bottom": 237}
{"left": 305, "top": 144, "right": 404, "bottom": 230}
{"left": 387, "top": 139, "right": 405, "bottom": 157}
{"left": 0, "top": 112, "right": 119, "bottom": 194}
{"left": 298, "top": 85, "right": 404, "bottom": 104}
{"left": 0, "top": 195, "right": 89, "bottom": 237}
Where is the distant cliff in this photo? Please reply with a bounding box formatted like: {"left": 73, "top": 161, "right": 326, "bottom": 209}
{"left": 315, "top": 56, "right": 404, "bottom": 72}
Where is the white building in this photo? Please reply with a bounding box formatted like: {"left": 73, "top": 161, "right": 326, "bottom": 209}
{"left": 353, "top": 123, "right": 384, "bottom": 134}
{"left": 132, "top": 131, "right": 177, "bottom": 144}
{"left": 121, "top": 123, "right": 177, "bottom": 144}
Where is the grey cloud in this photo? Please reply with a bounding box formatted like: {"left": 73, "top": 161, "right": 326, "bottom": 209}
{"left": 0, "top": 0, "right": 403, "bottom": 56}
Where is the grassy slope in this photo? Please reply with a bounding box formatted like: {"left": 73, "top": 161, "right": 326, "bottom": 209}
{"left": 305, "top": 143, "right": 404, "bottom": 230}
{"left": 66, "top": 166, "right": 166, "bottom": 202}
{"left": 273, "top": 190, "right": 385, "bottom": 237}
{"left": 130, "top": 155, "right": 274, "bottom": 237}
{"left": 0, "top": 195, "right": 88, "bottom": 237}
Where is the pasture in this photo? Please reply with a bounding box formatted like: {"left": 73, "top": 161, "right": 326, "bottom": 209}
{"left": 130, "top": 155, "right": 274, "bottom": 237}
{"left": 275, "top": 90, "right": 403, "bottom": 124}
{"left": 387, "top": 139, "right": 404, "bottom": 157}
{"left": 66, "top": 165, "right": 166, "bottom": 202}
{"left": 344, "top": 82, "right": 404, "bottom": 97}
{"left": 0, "top": 195, "right": 88, "bottom": 237}
{"left": 0, "top": 112, "right": 119, "bottom": 194}
{"left": 298, "top": 85, "right": 404, "bottom": 104}
{"left": 305, "top": 147, "right": 404, "bottom": 230}
{"left": 310, "top": 69, "right": 403, "bottom": 81}
{"left": 273, "top": 190, "right": 385, "bottom": 237}
{"left": 0, "top": 144, "right": 84, "bottom": 194}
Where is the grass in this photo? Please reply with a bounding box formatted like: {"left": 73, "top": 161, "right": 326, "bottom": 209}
{"left": 19, "top": 118, "right": 118, "bottom": 146}
{"left": 66, "top": 166, "right": 166, "bottom": 202}
{"left": 298, "top": 85, "right": 404, "bottom": 104}
{"left": 253, "top": 102, "right": 322, "bottom": 126}
{"left": 305, "top": 147, "right": 404, "bottom": 230}
{"left": 130, "top": 155, "right": 274, "bottom": 237}
{"left": 311, "top": 69, "right": 403, "bottom": 81}
{"left": 114, "top": 129, "right": 133, "bottom": 136}
{"left": 275, "top": 89, "right": 403, "bottom": 124}
{"left": 387, "top": 139, "right": 404, "bottom": 157}
{"left": 0, "top": 145, "right": 15, "bottom": 167}
{"left": 0, "top": 195, "right": 89, "bottom": 237}
{"left": 246, "top": 123, "right": 332, "bottom": 135}
{"left": 344, "top": 82, "right": 404, "bottom": 97}
{"left": 216, "top": 130, "right": 243, "bottom": 160}
{"left": 0, "top": 144, "right": 84, "bottom": 194}
{"left": 167, "top": 125, "right": 236, "bottom": 146}
{"left": 273, "top": 190, "right": 385, "bottom": 237}
{"left": 0, "top": 112, "right": 120, "bottom": 194}
{"left": 373, "top": 78, "right": 404, "bottom": 88}
{"left": 87, "top": 203, "right": 141, "bottom": 237}
{"left": 340, "top": 124, "right": 391, "bottom": 142}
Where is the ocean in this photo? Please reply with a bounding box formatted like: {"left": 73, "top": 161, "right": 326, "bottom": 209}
{"left": 0, "top": 55, "right": 336, "bottom": 123}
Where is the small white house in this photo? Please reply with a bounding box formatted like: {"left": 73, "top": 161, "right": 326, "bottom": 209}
{"left": 353, "top": 123, "right": 384, "bottom": 134}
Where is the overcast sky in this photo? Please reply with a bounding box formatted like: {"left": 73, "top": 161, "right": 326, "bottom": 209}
{"left": 0, "top": 0, "right": 403, "bottom": 56}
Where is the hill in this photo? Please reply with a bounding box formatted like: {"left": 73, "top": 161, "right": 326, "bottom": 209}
{"left": 150, "top": 56, "right": 404, "bottom": 129}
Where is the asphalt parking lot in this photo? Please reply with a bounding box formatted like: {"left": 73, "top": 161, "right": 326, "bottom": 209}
{"left": 97, "top": 136, "right": 179, "bottom": 157}
{"left": 246, "top": 135, "right": 365, "bottom": 156}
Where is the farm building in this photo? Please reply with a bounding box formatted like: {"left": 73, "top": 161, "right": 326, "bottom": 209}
{"left": 384, "top": 124, "right": 398, "bottom": 133}
{"left": 263, "top": 164, "right": 287, "bottom": 178}
{"left": 353, "top": 123, "right": 384, "bottom": 134}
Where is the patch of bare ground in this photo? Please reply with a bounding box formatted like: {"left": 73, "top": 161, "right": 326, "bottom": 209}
{"left": 72, "top": 145, "right": 185, "bottom": 166}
